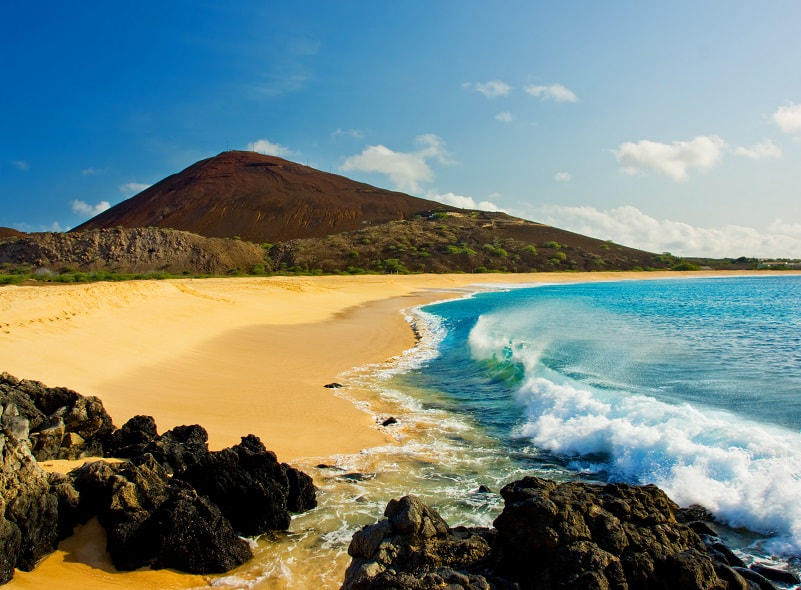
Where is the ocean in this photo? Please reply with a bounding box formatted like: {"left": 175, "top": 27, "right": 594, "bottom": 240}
{"left": 216, "top": 275, "right": 801, "bottom": 588}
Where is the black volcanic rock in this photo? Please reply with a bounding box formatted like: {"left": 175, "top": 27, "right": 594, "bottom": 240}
{"left": 177, "top": 434, "right": 316, "bottom": 535}
{"left": 73, "top": 151, "right": 446, "bottom": 243}
{"left": 342, "top": 478, "right": 767, "bottom": 590}
{"left": 69, "top": 455, "right": 251, "bottom": 573}
{"left": 0, "top": 374, "right": 318, "bottom": 583}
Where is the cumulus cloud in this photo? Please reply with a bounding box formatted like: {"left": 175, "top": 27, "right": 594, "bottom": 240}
{"left": 524, "top": 83, "right": 579, "bottom": 103}
{"left": 535, "top": 204, "right": 801, "bottom": 258}
{"left": 71, "top": 200, "right": 111, "bottom": 217}
{"left": 12, "top": 160, "right": 29, "bottom": 171}
{"left": 554, "top": 172, "right": 571, "bottom": 182}
{"left": 43, "top": 221, "right": 69, "bottom": 232}
{"left": 428, "top": 191, "right": 503, "bottom": 212}
{"left": 247, "top": 138, "right": 294, "bottom": 157}
{"left": 613, "top": 135, "right": 726, "bottom": 181}
{"left": 341, "top": 134, "right": 451, "bottom": 193}
{"left": 495, "top": 111, "right": 513, "bottom": 123}
{"left": 119, "top": 182, "right": 151, "bottom": 196}
{"left": 773, "top": 103, "right": 801, "bottom": 134}
{"left": 733, "top": 139, "right": 782, "bottom": 160}
{"left": 81, "top": 167, "right": 104, "bottom": 176}
{"left": 463, "top": 80, "right": 512, "bottom": 98}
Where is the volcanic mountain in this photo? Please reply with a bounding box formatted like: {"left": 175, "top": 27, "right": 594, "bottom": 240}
{"left": 73, "top": 151, "right": 450, "bottom": 243}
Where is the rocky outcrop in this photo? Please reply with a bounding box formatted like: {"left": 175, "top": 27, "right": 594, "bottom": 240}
{"left": 343, "top": 495, "right": 497, "bottom": 590}
{"left": 0, "top": 373, "right": 115, "bottom": 460}
{"left": 68, "top": 455, "right": 252, "bottom": 573}
{"left": 0, "top": 404, "right": 59, "bottom": 584}
{"left": 108, "top": 418, "right": 317, "bottom": 534}
{"left": 0, "top": 226, "right": 266, "bottom": 275}
{"left": 0, "top": 373, "right": 317, "bottom": 584}
{"left": 342, "top": 478, "right": 783, "bottom": 590}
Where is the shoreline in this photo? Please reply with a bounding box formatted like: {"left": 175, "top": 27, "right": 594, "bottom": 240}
{"left": 2, "top": 270, "right": 799, "bottom": 589}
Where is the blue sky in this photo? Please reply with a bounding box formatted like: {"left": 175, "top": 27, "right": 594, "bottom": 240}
{"left": 2, "top": 1, "right": 800, "bottom": 257}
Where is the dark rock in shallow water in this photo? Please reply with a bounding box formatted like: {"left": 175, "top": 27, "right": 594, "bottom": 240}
{"left": 381, "top": 417, "right": 398, "bottom": 427}
{"left": 749, "top": 563, "right": 797, "bottom": 585}
{"left": 324, "top": 382, "right": 344, "bottom": 388}
{"left": 343, "top": 494, "right": 496, "bottom": 590}
{"left": 342, "top": 478, "right": 765, "bottom": 590}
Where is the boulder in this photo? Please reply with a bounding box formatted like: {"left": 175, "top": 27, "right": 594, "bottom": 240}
{"left": 343, "top": 495, "right": 496, "bottom": 590}
{"left": 69, "top": 454, "right": 252, "bottom": 573}
{"left": 0, "top": 402, "right": 59, "bottom": 583}
{"left": 342, "top": 478, "right": 768, "bottom": 590}
{"left": 0, "top": 372, "right": 115, "bottom": 460}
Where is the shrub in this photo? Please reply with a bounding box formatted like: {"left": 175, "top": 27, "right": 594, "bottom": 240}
{"left": 431, "top": 212, "right": 449, "bottom": 220}
{"left": 523, "top": 245, "right": 538, "bottom": 256}
{"left": 672, "top": 262, "right": 700, "bottom": 271}
{"left": 543, "top": 240, "right": 562, "bottom": 249}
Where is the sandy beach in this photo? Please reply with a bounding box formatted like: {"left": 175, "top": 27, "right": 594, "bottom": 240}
{"left": 1, "top": 270, "right": 795, "bottom": 589}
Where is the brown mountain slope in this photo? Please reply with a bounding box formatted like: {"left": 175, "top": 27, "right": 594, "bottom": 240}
{"left": 73, "top": 151, "right": 450, "bottom": 243}
{"left": 269, "top": 210, "right": 678, "bottom": 273}
{"left": 0, "top": 227, "right": 26, "bottom": 239}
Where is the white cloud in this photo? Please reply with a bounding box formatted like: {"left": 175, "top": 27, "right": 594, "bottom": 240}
{"left": 524, "top": 83, "right": 578, "bottom": 103}
{"left": 428, "top": 191, "right": 503, "bottom": 212}
{"left": 773, "top": 103, "right": 801, "bottom": 134}
{"left": 495, "top": 111, "right": 513, "bottom": 123}
{"left": 71, "top": 199, "right": 111, "bottom": 217}
{"left": 12, "top": 160, "right": 29, "bottom": 171}
{"left": 81, "top": 167, "right": 103, "bottom": 176}
{"left": 331, "top": 128, "right": 365, "bottom": 140}
{"left": 534, "top": 204, "right": 801, "bottom": 258}
{"left": 554, "top": 172, "right": 571, "bottom": 182}
{"left": 43, "top": 221, "right": 69, "bottom": 233}
{"left": 733, "top": 139, "right": 782, "bottom": 160}
{"left": 119, "top": 182, "right": 151, "bottom": 196}
{"left": 613, "top": 135, "right": 726, "bottom": 181}
{"left": 247, "top": 138, "right": 294, "bottom": 157}
{"left": 341, "top": 134, "right": 451, "bottom": 193}
{"left": 463, "top": 80, "right": 512, "bottom": 98}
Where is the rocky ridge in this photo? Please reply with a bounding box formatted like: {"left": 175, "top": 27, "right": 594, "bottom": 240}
{"left": 342, "top": 477, "right": 797, "bottom": 590}
{"left": 0, "top": 372, "right": 316, "bottom": 584}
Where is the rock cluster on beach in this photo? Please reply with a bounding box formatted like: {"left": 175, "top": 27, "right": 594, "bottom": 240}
{"left": 0, "top": 372, "right": 316, "bottom": 584}
{"left": 342, "top": 477, "right": 794, "bottom": 590}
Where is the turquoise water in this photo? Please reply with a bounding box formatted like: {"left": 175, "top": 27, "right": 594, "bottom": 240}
{"left": 402, "top": 275, "right": 801, "bottom": 554}
{"left": 217, "top": 275, "right": 801, "bottom": 588}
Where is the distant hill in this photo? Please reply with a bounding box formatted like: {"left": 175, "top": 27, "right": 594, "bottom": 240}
{"left": 0, "top": 227, "right": 26, "bottom": 239}
{"left": 3, "top": 152, "right": 744, "bottom": 279}
{"left": 267, "top": 210, "right": 676, "bottom": 273}
{"left": 73, "top": 151, "right": 449, "bottom": 243}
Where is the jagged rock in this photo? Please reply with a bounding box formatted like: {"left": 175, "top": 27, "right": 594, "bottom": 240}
{"left": 0, "top": 402, "right": 59, "bottom": 583}
{"left": 749, "top": 563, "right": 797, "bottom": 585}
{"left": 0, "top": 372, "right": 115, "bottom": 460}
{"left": 343, "top": 495, "right": 495, "bottom": 590}
{"left": 69, "top": 454, "right": 252, "bottom": 573}
{"left": 111, "top": 421, "right": 210, "bottom": 475}
{"left": 324, "top": 382, "right": 344, "bottom": 389}
{"left": 108, "top": 414, "right": 158, "bottom": 458}
{"left": 177, "top": 434, "right": 316, "bottom": 535}
{"left": 381, "top": 417, "right": 398, "bottom": 427}
{"left": 342, "top": 479, "right": 765, "bottom": 590}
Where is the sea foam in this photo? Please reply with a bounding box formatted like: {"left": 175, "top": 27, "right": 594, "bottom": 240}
{"left": 469, "top": 309, "right": 801, "bottom": 555}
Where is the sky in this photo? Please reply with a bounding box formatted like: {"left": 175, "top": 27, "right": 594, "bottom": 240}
{"left": 2, "top": 1, "right": 801, "bottom": 258}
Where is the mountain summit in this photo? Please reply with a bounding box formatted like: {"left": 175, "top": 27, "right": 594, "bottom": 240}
{"left": 74, "top": 151, "right": 448, "bottom": 243}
